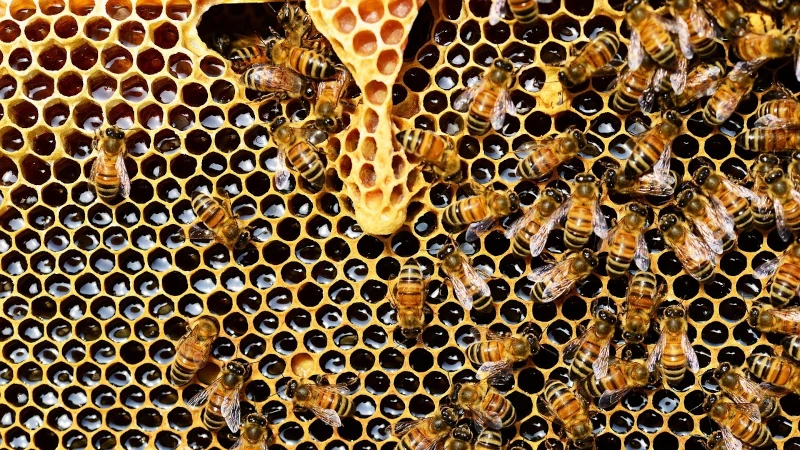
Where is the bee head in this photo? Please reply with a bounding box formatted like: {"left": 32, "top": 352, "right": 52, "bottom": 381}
{"left": 195, "top": 316, "right": 220, "bottom": 340}
{"left": 624, "top": 0, "right": 643, "bottom": 12}
{"left": 520, "top": 323, "right": 540, "bottom": 355}
{"left": 106, "top": 127, "right": 125, "bottom": 140}
{"left": 234, "top": 230, "right": 251, "bottom": 250}
{"left": 776, "top": 0, "right": 789, "bottom": 9}
{"left": 303, "top": 84, "right": 317, "bottom": 100}
{"left": 316, "top": 117, "right": 338, "bottom": 133}
{"left": 265, "top": 37, "right": 277, "bottom": 55}
{"left": 451, "top": 425, "right": 473, "bottom": 443}
{"left": 747, "top": 306, "right": 763, "bottom": 327}
{"left": 647, "top": 369, "right": 660, "bottom": 385}
{"left": 440, "top": 407, "right": 461, "bottom": 426}
{"left": 270, "top": 117, "right": 288, "bottom": 133}
{"left": 729, "top": 17, "right": 748, "bottom": 38}
{"left": 493, "top": 58, "right": 514, "bottom": 73}
{"left": 627, "top": 202, "right": 647, "bottom": 217}
{"left": 622, "top": 330, "right": 645, "bottom": 344}
{"left": 658, "top": 214, "right": 678, "bottom": 232}
{"left": 401, "top": 326, "right": 421, "bottom": 340}
{"left": 692, "top": 166, "right": 711, "bottom": 185}
{"left": 602, "top": 168, "right": 617, "bottom": 190}
{"left": 702, "top": 394, "right": 718, "bottom": 413}
{"left": 664, "top": 111, "right": 683, "bottom": 129}
{"left": 712, "top": 362, "right": 732, "bottom": 380}
{"left": 707, "top": 431, "right": 724, "bottom": 448}
{"left": 247, "top": 413, "right": 268, "bottom": 427}
{"left": 766, "top": 169, "right": 785, "bottom": 185}
{"left": 664, "top": 305, "right": 684, "bottom": 318}
{"left": 544, "top": 187, "right": 564, "bottom": 204}
{"left": 760, "top": 154, "right": 780, "bottom": 166}
{"left": 227, "top": 360, "right": 247, "bottom": 376}
{"left": 557, "top": 70, "right": 573, "bottom": 87}
{"left": 505, "top": 191, "right": 521, "bottom": 213}
{"left": 572, "top": 129, "right": 588, "bottom": 149}
{"left": 671, "top": 0, "right": 690, "bottom": 11}
{"left": 286, "top": 380, "right": 299, "bottom": 398}
{"left": 448, "top": 383, "right": 463, "bottom": 404}
{"left": 786, "top": 35, "right": 797, "bottom": 54}
{"left": 596, "top": 308, "right": 617, "bottom": 326}
{"left": 574, "top": 437, "right": 594, "bottom": 449}
{"left": 581, "top": 249, "right": 599, "bottom": 268}
{"left": 576, "top": 173, "right": 596, "bottom": 184}
{"left": 437, "top": 243, "right": 457, "bottom": 260}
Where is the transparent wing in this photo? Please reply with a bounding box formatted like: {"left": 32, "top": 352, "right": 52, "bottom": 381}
{"left": 189, "top": 224, "right": 219, "bottom": 242}
{"left": 262, "top": 437, "right": 271, "bottom": 450}
{"left": 682, "top": 333, "right": 699, "bottom": 373}
{"left": 774, "top": 199, "right": 792, "bottom": 243}
{"left": 275, "top": 150, "right": 291, "bottom": 191}
{"left": 732, "top": 402, "right": 762, "bottom": 424}
{"left": 796, "top": 46, "right": 800, "bottom": 82}
{"left": 564, "top": 328, "right": 590, "bottom": 359}
{"left": 527, "top": 264, "right": 556, "bottom": 282}
{"left": 490, "top": 89, "right": 514, "bottom": 131}
{"left": 89, "top": 156, "right": 101, "bottom": 186}
{"left": 473, "top": 409, "right": 504, "bottom": 430}
{"left": 599, "top": 388, "right": 631, "bottom": 409}
{"left": 640, "top": 67, "right": 664, "bottom": 112}
{"left": 221, "top": 387, "right": 242, "bottom": 432}
{"left": 690, "top": 4, "right": 716, "bottom": 39}
{"left": 634, "top": 232, "right": 650, "bottom": 271}
{"left": 504, "top": 208, "right": 536, "bottom": 240}
{"left": 186, "top": 378, "right": 221, "bottom": 408}
{"left": 736, "top": 375, "right": 773, "bottom": 404}
{"left": 463, "top": 259, "right": 491, "bottom": 299}
{"left": 488, "top": 0, "right": 508, "bottom": 26}
{"left": 394, "top": 418, "right": 429, "bottom": 437}
{"left": 466, "top": 218, "right": 496, "bottom": 242}
{"left": 722, "top": 178, "right": 758, "bottom": 202}
{"left": 753, "top": 114, "right": 792, "bottom": 128}
{"left": 593, "top": 199, "right": 608, "bottom": 238}
{"left": 450, "top": 276, "right": 473, "bottom": 311}
{"left": 672, "top": 17, "right": 694, "bottom": 59}
{"left": 529, "top": 208, "right": 564, "bottom": 257}
{"left": 652, "top": 141, "right": 672, "bottom": 178}
{"left": 670, "top": 54, "right": 688, "bottom": 94}
{"left": 299, "top": 128, "right": 329, "bottom": 146}
{"left": 636, "top": 172, "right": 676, "bottom": 196}
{"left": 311, "top": 407, "right": 343, "bottom": 427}
{"left": 721, "top": 427, "right": 744, "bottom": 450}
{"left": 766, "top": 307, "right": 800, "bottom": 322}
{"left": 592, "top": 341, "right": 611, "bottom": 379}
{"left": 693, "top": 220, "right": 724, "bottom": 255}
{"left": 754, "top": 257, "right": 780, "bottom": 279}
{"left": 454, "top": 79, "right": 486, "bottom": 111}
{"left": 674, "top": 229, "right": 716, "bottom": 280}
{"left": 706, "top": 196, "right": 735, "bottom": 238}
{"left": 477, "top": 360, "right": 513, "bottom": 381}
{"left": 647, "top": 333, "right": 667, "bottom": 372}
{"left": 628, "top": 31, "right": 644, "bottom": 71}
{"left": 116, "top": 155, "right": 131, "bottom": 198}
{"left": 540, "top": 262, "right": 578, "bottom": 303}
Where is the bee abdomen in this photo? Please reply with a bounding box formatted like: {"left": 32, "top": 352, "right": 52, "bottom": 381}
{"left": 202, "top": 409, "right": 227, "bottom": 430}
{"left": 289, "top": 47, "right": 335, "bottom": 79}
{"left": 467, "top": 342, "right": 499, "bottom": 366}
{"left": 474, "top": 430, "right": 502, "bottom": 450}
{"left": 287, "top": 142, "right": 325, "bottom": 190}
{"left": 169, "top": 363, "right": 196, "bottom": 387}
{"left": 570, "top": 350, "right": 596, "bottom": 380}
{"left": 230, "top": 46, "right": 268, "bottom": 72}
{"left": 771, "top": 268, "right": 800, "bottom": 307}
{"left": 508, "top": 0, "right": 538, "bottom": 23}
{"left": 467, "top": 91, "right": 496, "bottom": 136}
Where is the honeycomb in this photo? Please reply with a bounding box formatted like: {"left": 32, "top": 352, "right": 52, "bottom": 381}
{"left": 0, "top": 0, "right": 798, "bottom": 449}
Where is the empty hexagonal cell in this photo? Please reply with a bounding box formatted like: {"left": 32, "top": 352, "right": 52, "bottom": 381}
{"left": 10, "top": 0, "right": 37, "bottom": 20}
{"left": 153, "top": 22, "right": 179, "bottom": 49}
{"left": 10, "top": 101, "right": 39, "bottom": 128}
{"left": 106, "top": 102, "right": 135, "bottom": 128}
{"left": 136, "top": 0, "right": 163, "bottom": 19}
{"left": 9, "top": 48, "right": 32, "bottom": 71}
{"left": 106, "top": 0, "right": 131, "bottom": 19}
{"left": 138, "top": 104, "right": 164, "bottom": 130}
{"left": 70, "top": 43, "right": 98, "bottom": 70}
{"left": 353, "top": 30, "right": 378, "bottom": 56}
{"left": 53, "top": 15, "right": 77, "bottom": 38}
{"left": 57, "top": 72, "right": 83, "bottom": 97}
{"left": 165, "top": 0, "right": 191, "bottom": 20}
{"left": 44, "top": 102, "right": 70, "bottom": 127}
{"left": 167, "top": 53, "right": 193, "bottom": 79}
{"left": 84, "top": 17, "right": 111, "bottom": 41}
{"left": 151, "top": 77, "right": 177, "bottom": 104}
{"left": 73, "top": 102, "right": 104, "bottom": 131}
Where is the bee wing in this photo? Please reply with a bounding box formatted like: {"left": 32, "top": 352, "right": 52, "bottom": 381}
{"left": 669, "top": 54, "right": 688, "bottom": 94}
{"left": 753, "top": 257, "right": 780, "bottom": 280}
{"left": 721, "top": 427, "right": 745, "bottom": 450}
{"left": 317, "top": 382, "right": 354, "bottom": 395}
{"left": 477, "top": 360, "right": 513, "bottom": 381}
{"left": 186, "top": 378, "right": 221, "bottom": 408}
{"left": 450, "top": 275, "right": 473, "bottom": 311}
{"left": 311, "top": 406, "right": 343, "bottom": 427}
{"left": 527, "top": 263, "right": 556, "bottom": 282}
{"left": 682, "top": 333, "right": 699, "bottom": 373}
{"left": 466, "top": 218, "right": 496, "bottom": 242}
{"left": 592, "top": 340, "right": 611, "bottom": 379}
{"left": 634, "top": 232, "right": 650, "bottom": 272}
{"left": 753, "top": 114, "right": 793, "bottom": 128}
{"left": 773, "top": 199, "right": 793, "bottom": 243}
{"left": 598, "top": 388, "right": 632, "bottom": 409}
{"left": 732, "top": 402, "right": 762, "bottom": 424}
{"left": 89, "top": 155, "right": 101, "bottom": 186}
{"left": 722, "top": 178, "right": 758, "bottom": 202}
{"left": 484, "top": 327, "right": 511, "bottom": 341}
{"left": 593, "top": 199, "right": 608, "bottom": 239}
{"left": 676, "top": 229, "right": 716, "bottom": 277}
{"left": 222, "top": 386, "right": 242, "bottom": 432}
{"left": 189, "top": 224, "right": 218, "bottom": 242}
{"left": 564, "top": 327, "right": 591, "bottom": 359}
{"left": 454, "top": 79, "right": 485, "bottom": 112}
{"left": 689, "top": 4, "right": 717, "bottom": 39}
{"left": 636, "top": 172, "right": 676, "bottom": 196}
{"left": 488, "top": 0, "right": 507, "bottom": 26}
{"left": 668, "top": 17, "right": 694, "bottom": 60}
{"left": 529, "top": 207, "right": 565, "bottom": 257}
{"left": 394, "top": 418, "right": 428, "bottom": 436}
{"left": 652, "top": 141, "right": 672, "bottom": 178}
{"left": 299, "top": 128, "right": 329, "bottom": 146}
{"left": 464, "top": 259, "right": 491, "bottom": 297}
{"left": 647, "top": 332, "right": 667, "bottom": 372}
{"left": 540, "top": 262, "right": 578, "bottom": 303}
{"left": 706, "top": 196, "right": 735, "bottom": 238}
{"left": 737, "top": 376, "right": 773, "bottom": 403}
{"left": 628, "top": 31, "right": 644, "bottom": 71}
{"left": 693, "top": 220, "right": 724, "bottom": 255}
{"left": 116, "top": 155, "right": 131, "bottom": 198}
{"left": 275, "top": 150, "right": 292, "bottom": 191}
{"left": 262, "top": 438, "right": 271, "bottom": 450}
{"left": 490, "top": 89, "right": 515, "bottom": 131}
{"left": 764, "top": 307, "right": 800, "bottom": 322}
{"left": 504, "top": 208, "right": 535, "bottom": 240}
{"left": 795, "top": 45, "right": 800, "bottom": 82}
{"left": 639, "top": 68, "right": 661, "bottom": 112}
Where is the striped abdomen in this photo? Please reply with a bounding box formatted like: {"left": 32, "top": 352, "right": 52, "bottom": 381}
{"left": 747, "top": 355, "right": 796, "bottom": 386}
{"left": 637, "top": 18, "right": 678, "bottom": 68}
{"left": 728, "top": 412, "right": 772, "bottom": 448}
{"left": 736, "top": 127, "right": 800, "bottom": 152}
{"left": 518, "top": 145, "right": 561, "bottom": 180}
{"left": 611, "top": 64, "right": 653, "bottom": 113}
{"left": 582, "top": 364, "right": 626, "bottom": 398}
{"left": 169, "top": 342, "right": 208, "bottom": 386}
{"left": 753, "top": 185, "right": 775, "bottom": 229}
{"left": 444, "top": 264, "right": 492, "bottom": 312}
{"left": 474, "top": 430, "right": 502, "bottom": 450}
{"left": 544, "top": 380, "right": 583, "bottom": 422}
{"left": 192, "top": 193, "right": 229, "bottom": 230}
{"left": 508, "top": 0, "right": 538, "bottom": 23}
{"left": 289, "top": 47, "right": 335, "bottom": 79}
{"left": 570, "top": 336, "right": 606, "bottom": 380}
{"left": 704, "top": 83, "right": 745, "bottom": 126}
{"left": 756, "top": 99, "right": 800, "bottom": 123}
{"left": 627, "top": 272, "right": 658, "bottom": 312}
{"left": 574, "top": 33, "right": 619, "bottom": 80}
{"left": 94, "top": 154, "right": 121, "bottom": 200}
{"left": 676, "top": 7, "right": 717, "bottom": 58}
{"left": 714, "top": 187, "right": 753, "bottom": 231}
{"left": 229, "top": 46, "right": 269, "bottom": 72}
{"left": 395, "top": 261, "right": 425, "bottom": 309}
{"left": 443, "top": 197, "right": 489, "bottom": 228}
{"left": 780, "top": 196, "right": 800, "bottom": 234}
{"left": 670, "top": 235, "right": 715, "bottom": 282}
{"left": 398, "top": 130, "right": 445, "bottom": 164}
{"left": 467, "top": 341, "right": 503, "bottom": 366}
{"left": 783, "top": 336, "right": 800, "bottom": 362}
{"left": 661, "top": 333, "right": 689, "bottom": 385}
{"left": 399, "top": 424, "right": 441, "bottom": 450}
{"left": 625, "top": 133, "right": 665, "bottom": 176}
{"left": 286, "top": 141, "right": 325, "bottom": 190}
{"left": 203, "top": 385, "right": 235, "bottom": 430}
{"left": 606, "top": 228, "right": 637, "bottom": 278}
{"left": 511, "top": 213, "right": 547, "bottom": 258}
{"left": 564, "top": 204, "right": 593, "bottom": 249}
{"left": 771, "top": 262, "right": 800, "bottom": 307}
{"left": 467, "top": 89, "right": 499, "bottom": 136}
{"left": 314, "top": 389, "right": 352, "bottom": 417}
{"left": 481, "top": 390, "right": 516, "bottom": 428}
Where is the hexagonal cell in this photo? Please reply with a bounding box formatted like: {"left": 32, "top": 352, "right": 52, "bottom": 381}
{"left": 84, "top": 17, "right": 111, "bottom": 41}
{"left": 102, "top": 45, "right": 134, "bottom": 73}
{"left": 24, "top": 19, "right": 51, "bottom": 42}
{"left": 118, "top": 21, "right": 146, "bottom": 46}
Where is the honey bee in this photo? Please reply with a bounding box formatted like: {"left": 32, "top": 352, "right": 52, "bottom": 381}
{"left": 395, "top": 408, "right": 462, "bottom": 450}
{"left": 750, "top": 154, "right": 780, "bottom": 229}
{"left": 396, "top": 129, "right": 461, "bottom": 182}
{"left": 488, "top": 0, "right": 540, "bottom": 25}
{"left": 442, "top": 425, "right": 474, "bottom": 450}
{"left": 474, "top": 430, "right": 501, "bottom": 450}
{"left": 515, "top": 127, "right": 590, "bottom": 181}
{"left": 391, "top": 258, "right": 428, "bottom": 340}
{"left": 557, "top": 32, "right": 621, "bottom": 88}
{"left": 668, "top": 0, "right": 719, "bottom": 59}
{"left": 703, "top": 394, "right": 773, "bottom": 449}
{"left": 623, "top": 111, "right": 683, "bottom": 178}
{"left": 438, "top": 243, "right": 493, "bottom": 312}
{"left": 169, "top": 316, "right": 220, "bottom": 387}
{"left": 189, "top": 191, "right": 252, "bottom": 251}
{"left": 286, "top": 376, "right": 353, "bottom": 427}
{"left": 753, "top": 98, "right": 800, "bottom": 127}
{"left": 660, "top": 61, "right": 725, "bottom": 109}
{"left": 603, "top": 155, "right": 677, "bottom": 197}
{"left": 187, "top": 359, "right": 252, "bottom": 431}
{"left": 626, "top": 0, "right": 692, "bottom": 85}
{"left": 610, "top": 55, "right": 659, "bottom": 114}
{"left": 705, "top": 431, "right": 736, "bottom": 450}
{"left": 315, "top": 67, "right": 354, "bottom": 133}
{"left": 738, "top": 124, "right": 800, "bottom": 153}
{"left": 713, "top": 362, "right": 780, "bottom": 419}
{"left": 449, "top": 381, "right": 516, "bottom": 429}
{"left": 555, "top": 173, "right": 608, "bottom": 250}
{"left": 658, "top": 213, "right": 717, "bottom": 282}
{"left": 540, "top": 380, "right": 595, "bottom": 449}
{"left": 647, "top": 304, "right": 699, "bottom": 386}
{"left": 242, "top": 64, "right": 316, "bottom": 100}
{"left": 764, "top": 169, "right": 800, "bottom": 241}
{"left": 676, "top": 188, "right": 735, "bottom": 254}
{"left": 265, "top": 37, "right": 336, "bottom": 80}
{"left": 227, "top": 34, "right": 271, "bottom": 72}
{"left": 748, "top": 305, "right": 800, "bottom": 336}
{"left": 783, "top": 335, "right": 800, "bottom": 363}
{"left": 699, "top": 0, "right": 747, "bottom": 37}
{"left": 605, "top": 202, "right": 650, "bottom": 278}
{"left": 90, "top": 126, "right": 130, "bottom": 201}
{"left": 504, "top": 187, "right": 565, "bottom": 258}
{"left": 466, "top": 325, "right": 540, "bottom": 382}
{"left": 230, "top": 413, "right": 272, "bottom": 450}
{"left": 528, "top": 249, "right": 599, "bottom": 304}
{"left": 565, "top": 306, "right": 617, "bottom": 380}
{"left": 704, "top": 60, "right": 761, "bottom": 126}
{"left": 733, "top": 30, "right": 795, "bottom": 63}
{"left": 580, "top": 359, "right": 658, "bottom": 409}
{"left": 622, "top": 272, "right": 665, "bottom": 345}
{"left": 442, "top": 186, "right": 520, "bottom": 242}
{"left": 754, "top": 243, "right": 800, "bottom": 307}
{"left": 277, "top": 2, "right": 311, "bottom": 45}
{"left": 747, "top": 354, "right": 800, "bottom": 393}
{"left": 454, "top": 58, "right": 517, "bottom": 136}
{"left": 271, "top": 117, "right": 329, "bottom": 192}
{"left": 693, "top": 166, "right": 757, "bottom": 232}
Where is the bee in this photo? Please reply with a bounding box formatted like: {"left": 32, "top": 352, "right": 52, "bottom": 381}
{"left": 449, "top": 381, "right": 516, "bottom": 429}
{"left": 189, "top": 191, "right": 252, "bottom": 251}
{"left": 754, "top": 242, "right": 800, "bottom": 307}
{"left": 241, "top": 64, "right": 316, "bottom": 100}
{"left": 515, "top": 127, "right": 590, "bottom": 181}
{"left": 271, "top": 117, "right": 329, "bottom": 192}
{"left": 442, "top": 186, "right": 520, "bottom": 242}
{"left": 557, "top": 32, "right": 621, "bottom": 88}
{"left": 610, "top": 55, "right": 659, "bottom": 114}
{"left": 748, "top": 305, "right": 800, "bottom": 336}
{"left": 703, "top": 394, "right": 773, "bottom": 449}
{"left": 227, "top": 34, "right": 271, "bottom": 72}
{"left": 565, "top": 306, "right": 617, "bottom": 380}
{"left": 556, "top": 173, "right": 608, "bottom": 250}
{"left": 286, "top": 376, "right": 353, "bottom": 427}
{"left": 604, "top": 202, "right": 650, "bottom": 278}
{"left": 391, "top": 258, "right": 427, "bottom": 340}
{"left": 668, "top": 0, "right": 719, "bottom": 59}
{"left": 626, "top": 0, "right": 692, "bottom": 73}
{"left": 442, "top": 425, "right": 474, "bottom": 450}
{"left": 733, "top": 30, "right": 795, "bottom": 63}
{"left": 693, "top": 166, "right": 757, "bottom": 232}
{"left": 466, "top": 325, "right": 540, "bottom": 382}
{"left": 747, "top": 354, "right": 800, "bottom": 393}
{"left": 647, "top": 305, "right": 699, "bottom": 386}
{"left": 169, "top": 316, "right": 220, "bottom": 387}
{"left": 750, "top": 154, "right": 780, "bottom": 229}
{"left": 704, "top": 60, "right": 761, "bottom": 126}
{"left": 540, "top": 380, "right": 595, "bottom": 449}
{"left": 277, "top": 2, "right": 311, "bottom": 45}
{"left": 504, "top": 187, "right": 565, "bottom": 258}
{"left": 474, "top": 430, "right": 502, "bottom": 450}
{"left": 90, "top": 126, "right": 130, "bottom": 201}
{"left": 737, "top": 122, "right": 800, "bottom": 153}
{"left": 528, "top": 249, "right": 599, "bottom": 304}
{"left": 764, "top": 169, "right": 800, "bottom": 241}
{"left": 623, "top": 111, "right": 682, "bottom": 178}
{"left": 315, "top": 67, "right": 354, "bottom": 133}
{"left": 438, "top": 243, "right": 493, "bottom": 312}
{"left": 699, "top": 0, "right": 747, "bottom": 37}
{"left": 395, "top": 407, "right": 462, "bottom": 450}
{"left": 580, "top": 359, "right": 658, "bottom": 409}
{"left": 622, "top": 272, "right": 665, "bottom": 345}
{"left": 660, "top": 61, "right": 725, "bottom": 109}
{"left": 603, "top": 155, "right": 676, "bottom": 198}
{"left": 396, "top": 129, "right": 461, "bottom": 182}
{"left": 753, "top": 98, "right": 800, "bottom": 127}
{"left": 265, "top": 37, "right": 336, "bottom": 80}
{"left": 454, "top": 57, "right": 517, "bottom": 136}
{"left": 676, "top": 188, "right": 735, "bottom": 254}
{"left": 187, "top": 359, "right": 252, "bottom": 431}
{"left": 488, "top": 0, "right": 540, "bottom": 25}
{"left": 658, "top": 214, "right": 717, "bottom": 282}
{"left": 782, "top": 335, "right": 800, "bottom": 363}
{"left": 230, "top": 413, "right": 272, "bottom": 450}
{"left": 713, "top": 362, "right": 780, "bottom": 419}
